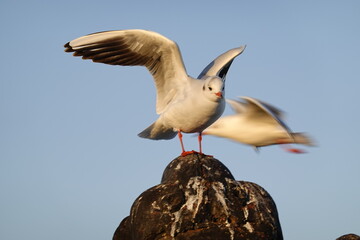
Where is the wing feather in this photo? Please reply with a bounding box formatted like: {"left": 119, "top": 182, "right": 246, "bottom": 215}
{"left": 64, "top": 29, "right": 189, "bottom": 114}
{"left": 198, "top": 46, "right": 246, "bottom": 80}
{"left": 241, "top": 96, "right": 292, "bottom": 133}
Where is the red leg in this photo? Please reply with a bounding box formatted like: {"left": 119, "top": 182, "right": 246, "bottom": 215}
{"left": 178, "top": 130, "right": 196, "bottom": 156}
{"left": 277, "top": 139, "right": 306, "bottom": 154}
{"left": 198, "top": 132, "right": 203, "bottom": 154}
{"left": 178, "top": 130, "right": 186, "bottom": 153}
{"left": 285, "top": 148, "right": 306, "bottom": 154}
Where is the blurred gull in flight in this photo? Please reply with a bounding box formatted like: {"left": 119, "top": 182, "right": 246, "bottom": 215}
{"left": 64, "top": 29, "right": 245, "bottom": 155}
{"left": 203, "top": 97, "right": 314, "bottom": 153}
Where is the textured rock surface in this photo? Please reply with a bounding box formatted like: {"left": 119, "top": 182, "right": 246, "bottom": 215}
{"left": 336, "top": 234, "right": 360, "bottom": 240}
{"left": 113, "top": 153, "right": 283, "bottom": 240}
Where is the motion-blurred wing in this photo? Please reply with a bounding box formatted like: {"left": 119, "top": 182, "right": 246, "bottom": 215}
{"left": 241, "top": 97, "right": 291, "bottom": 132}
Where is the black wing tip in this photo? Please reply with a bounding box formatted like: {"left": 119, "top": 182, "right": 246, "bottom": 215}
{"left": 218, "top": 59, "right": 234, "bottom": 80}
{"left": 64, "top": 42, "right": 74, "bottom": 52}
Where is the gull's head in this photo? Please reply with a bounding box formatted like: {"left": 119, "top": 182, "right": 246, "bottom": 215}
{"left": 202, "top": 76, "right": 225, "bottom": 102}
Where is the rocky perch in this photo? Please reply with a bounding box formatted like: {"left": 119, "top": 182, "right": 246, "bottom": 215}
{"left": 113, "top": 153, "right": 283, "bottom": 240}
{"left": 336, "top": 234, "right": 360, "bottom": 240}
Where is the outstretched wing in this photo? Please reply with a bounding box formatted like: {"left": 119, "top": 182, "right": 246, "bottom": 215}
{"left": 64, "top": 29, "right": 189, "bottom": 114}
{"left": 197, "top": 46, "right": 246, "bottom": 81}
{"left": 226, "top": 99, "right": 247, "bottom": 114}
{"left": 241, "top": 96, "right": 292, "bottom": 133}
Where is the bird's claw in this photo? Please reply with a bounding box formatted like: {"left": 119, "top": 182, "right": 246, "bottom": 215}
{"left": 181, "top": 150, "right": 212, "bottom": 157}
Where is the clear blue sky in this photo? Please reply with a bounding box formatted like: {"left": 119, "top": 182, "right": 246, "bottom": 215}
{"left": 1, "top": 1, "right": 359, "bottom": 239}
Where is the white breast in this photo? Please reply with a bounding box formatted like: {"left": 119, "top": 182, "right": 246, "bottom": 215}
{"left": 161, "top": 96, "right": 225, "bottom": 133}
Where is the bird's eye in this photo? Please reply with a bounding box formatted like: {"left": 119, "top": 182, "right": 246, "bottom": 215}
{"left": 202, "top": 85, "right": 205, "bottom": 91}
{"left": 208, "top": 86, "right": 212, "bottom": 91}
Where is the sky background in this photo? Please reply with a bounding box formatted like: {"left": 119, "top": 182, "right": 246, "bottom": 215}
{"left": 1, "top": 1, "right": 359, "bottom": 239}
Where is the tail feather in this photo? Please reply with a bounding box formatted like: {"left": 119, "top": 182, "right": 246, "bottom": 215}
{"left": 138, "top": 120, "right": 177, "bottom": 140}
{"left": 291, "top": 132, "right": 316, "bottom": 146}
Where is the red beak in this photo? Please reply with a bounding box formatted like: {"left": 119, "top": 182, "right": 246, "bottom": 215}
{"left": 215, "top": 92, "right": 222, "bottom": 98}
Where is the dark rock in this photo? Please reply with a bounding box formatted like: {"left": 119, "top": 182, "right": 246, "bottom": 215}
{"left": 336, "top": 234, "right": 360, "bottom": 240}
{"left": 113, "top": 153, "right": 283, "bottom": 240}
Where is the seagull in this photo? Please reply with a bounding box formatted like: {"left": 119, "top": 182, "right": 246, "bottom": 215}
{"left": 64, "top": 29, "right": 245, "bottom": 155}
{"left": 203, "top": 97, "right": 314, "bottom": 153}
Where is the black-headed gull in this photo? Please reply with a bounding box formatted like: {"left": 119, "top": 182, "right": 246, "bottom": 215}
{"left": 64, "top": 29, "right": 245, "bottom": 155}
{"left": 203, "top": 97, "right": 314, "bottom": 153}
